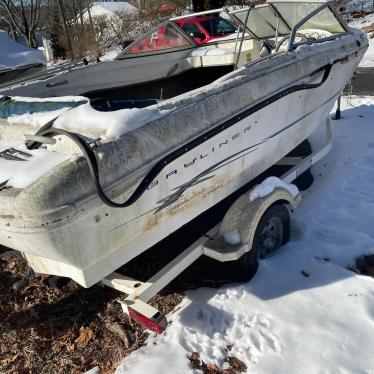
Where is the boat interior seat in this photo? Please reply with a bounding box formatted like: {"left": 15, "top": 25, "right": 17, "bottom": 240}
{"left": 196, "top": 38, "right": 262, "bottom": 69}
{"left": 259, "top": 40, "right": 273, "bottom": 58}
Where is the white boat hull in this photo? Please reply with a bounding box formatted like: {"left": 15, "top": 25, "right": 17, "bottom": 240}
{"left": 0, "top": 18, "right": 368, "bottom": 287}
{"left": 0, "top": 51, "right": 360, "bottom": 287}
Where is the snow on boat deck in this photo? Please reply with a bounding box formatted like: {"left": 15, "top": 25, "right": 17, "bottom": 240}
{"left": 0, "top": 141, "right": 70, "bottom": 189}
{"left": 115, "top": 96, "right": 374, "bottom": 373}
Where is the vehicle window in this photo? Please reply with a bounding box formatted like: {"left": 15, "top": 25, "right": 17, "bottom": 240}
{"left": 182, "top": 22, "right": 202, "bottom": 36}
{"left": 126, "top": 22, "right": 192, "bottom": 55}
{"left": 200, "top": 18, "right": 236, "bottom": 37}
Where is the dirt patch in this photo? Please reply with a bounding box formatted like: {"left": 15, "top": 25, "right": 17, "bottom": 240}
{"left": 351, "top": 11, "right": 371, "bottom": 19}
{"left": 361, "top": 24, "right": 374, "bottom": 39}
{"left": 362, "top": 24, "right": 374, "bottom": 33}
{"left": 0, "top": 256, "right": 184, "bottom": 374}
{"left": 355, "top": 255, "right": 374, "bottom": 277}
{"left": 187, "top": 351, "right": 247, "bottom": 374}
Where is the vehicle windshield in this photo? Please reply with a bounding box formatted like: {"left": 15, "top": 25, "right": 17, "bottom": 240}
{"left": 200, "top": 18, "right": 236, "bottom": 37}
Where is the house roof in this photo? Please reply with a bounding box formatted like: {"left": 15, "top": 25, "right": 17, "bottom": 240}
{"left": 82, "top": 1, "right": 138, "bottom": 21}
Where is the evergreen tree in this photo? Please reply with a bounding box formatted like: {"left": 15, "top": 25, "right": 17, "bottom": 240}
{"left": 192, "top": 0, "right": 226, "bottom": 12}
{"left": 50, "top": 14, "right": 66, "bottom": 60}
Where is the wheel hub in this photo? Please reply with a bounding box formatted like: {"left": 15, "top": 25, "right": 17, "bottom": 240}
{"left": 258, "top": 216, "right": 284, "bottom": 258}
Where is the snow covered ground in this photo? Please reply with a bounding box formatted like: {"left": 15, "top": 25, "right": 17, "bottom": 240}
{"left": 116, "top": 96, "right": 374, "bottom": 373}
{"left": 349, "top": 13, "right": 374, "bottom": 67}
{"left": 359, "top": 37, "right": 374, "bottom": 67}
{"left": 347, "top": 0, "right": 374, "bottom": 13}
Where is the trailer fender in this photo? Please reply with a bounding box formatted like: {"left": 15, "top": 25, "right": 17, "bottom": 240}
{"left": 222, "top": 187, "right": 300, "bottom": 249}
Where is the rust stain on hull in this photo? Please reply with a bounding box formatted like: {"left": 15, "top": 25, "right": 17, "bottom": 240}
{"left": 144, "top": 180, "right": 224, "bottom": 233}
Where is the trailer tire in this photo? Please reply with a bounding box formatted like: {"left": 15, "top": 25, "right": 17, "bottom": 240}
{"left": 231, "top": 204, "right": 290, "bottom": 282}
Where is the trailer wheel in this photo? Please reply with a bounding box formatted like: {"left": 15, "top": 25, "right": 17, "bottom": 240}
{"left": 232, "top": 204, "right": 290, "bottom": 282}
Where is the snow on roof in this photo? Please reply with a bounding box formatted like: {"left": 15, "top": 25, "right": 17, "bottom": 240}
{"left": 82, "top": 1, "right": 138, "bottom": 21}
{"left": 0, "top": 31, "right": 46, "bottom": 72}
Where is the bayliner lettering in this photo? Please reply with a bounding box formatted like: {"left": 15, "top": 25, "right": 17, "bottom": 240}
{"left": 147, "top": 125, "right": 252, "bottom": 191}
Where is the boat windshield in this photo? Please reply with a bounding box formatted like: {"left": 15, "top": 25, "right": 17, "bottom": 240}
{"left": 123, "top": 21, "right": 193, "bottom": 55}
{"left": 230, "top": 1, "right": 348, "bottom": 47}
{"left": 231, "top": 4, "right": 290, "bottom": 39}
{"left": 274, "top": 2, "right": 346, "bottom": 33}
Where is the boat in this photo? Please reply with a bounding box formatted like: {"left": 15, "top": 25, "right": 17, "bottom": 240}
{"left": 0, "top": 30, "right": 46, "bottom": 85}
{"left": 0, "top": 0, "right": 368, "bottom": 288}
{"left": 0, "top": 13, "right": 241, "bottom": 99}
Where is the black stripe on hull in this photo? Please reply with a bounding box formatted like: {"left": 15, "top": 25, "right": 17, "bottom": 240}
{"left": 110, "top": 87, "right": 341, "bottom": 230}
{"left": 117, "top": 62, "right": 335, "bottom": 207}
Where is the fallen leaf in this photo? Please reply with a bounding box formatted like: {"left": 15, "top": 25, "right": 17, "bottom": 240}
{"left": 222, "top": 370, "right": 236, "bottom": 374}
{"left": 188, "top": 352, "right": 202, "bottom": 370}
{"left": 226, "top": 356, "right": 247, "bottom": 373}
{"left": 205, "top": 362, "right": 220, "bottom": 374}
{"left": 0, "top": 353, "right": 19, "bottom": 368}
{"left": 75, "top": 327, "right": 94, "bottom": 348}
{"left": 66, "top": 342, "right": 75, "bottom": 352}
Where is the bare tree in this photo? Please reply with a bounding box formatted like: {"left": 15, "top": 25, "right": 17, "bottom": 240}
{"left": 0, "top": 0, "right": 42, "bottom": 47}
{"left": 105, "top": 11, "right": 138, "bottom": 47}
{"left": 55, "top": 0, "right": 74, "bottom": 57}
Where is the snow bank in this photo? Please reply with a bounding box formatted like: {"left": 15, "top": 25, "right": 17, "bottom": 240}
{"left": 249, "top": 177, "right": 299, "bottom": 202}
{"left": 0, "top": 31, "right": 46, "bottom": 72}
{"left": 0, "top": 140, "right": 69, "bottom": 189}
{"left": 54, "top": 102, "right": 172, "bottom": 140}
{"left": 359, "top": 37, "right": 374, "bottom": 67}
{"left": 116, "top": 96, "right": 374, "bottom": 374}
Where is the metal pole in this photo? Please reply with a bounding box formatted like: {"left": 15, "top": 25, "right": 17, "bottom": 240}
{"left": 235, "top": 6, "right": 251, "bottom": 70}
{"left": 334, "top": 94, "right": 341, "bottom": 120}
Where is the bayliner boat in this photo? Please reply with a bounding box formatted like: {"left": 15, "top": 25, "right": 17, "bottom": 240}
{"left": 0, "top": 0, "right": 368, "bottom": 288}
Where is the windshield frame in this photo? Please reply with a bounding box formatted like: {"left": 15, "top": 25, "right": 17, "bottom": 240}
{"left": 117, "top": 20, "right": 198, "bottom": 59}
{"left": 285, "top": 1, "right": 350, "bottom": 51}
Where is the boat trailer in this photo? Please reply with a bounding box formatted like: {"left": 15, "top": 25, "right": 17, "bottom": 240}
{"left": 97, "top": 118, "right": 333, "bottom": 333}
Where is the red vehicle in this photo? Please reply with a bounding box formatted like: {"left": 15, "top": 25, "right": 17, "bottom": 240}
{"left": 129, "top": 16, "right": 237, "bottom": 54}
{"left": 175, "top": 16, "right": 237, "bottom": 44}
